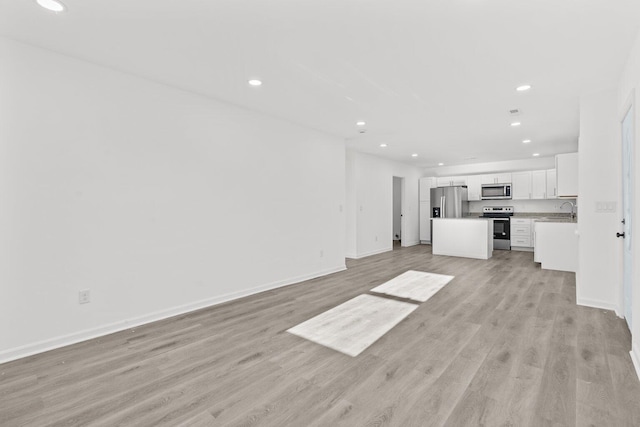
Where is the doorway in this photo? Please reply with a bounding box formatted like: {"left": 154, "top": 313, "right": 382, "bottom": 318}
{"left": 621, "top": 99, "right": 635, "bottom": 331}
{"left": 393, "top": 177, "right": 404, "bottom": 249}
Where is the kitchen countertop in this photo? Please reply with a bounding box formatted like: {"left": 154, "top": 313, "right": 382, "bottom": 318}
{"left": 513, "top": 213, "right": 577, "bottom": 223}
{"left": 466, "top": 213, "right": 577, "bottom": 223}
{"left": 533, "top": 217, "right": 577, "bottom": 223}
{"left": 434, "top": 217, "right": 491, "bottom": 220}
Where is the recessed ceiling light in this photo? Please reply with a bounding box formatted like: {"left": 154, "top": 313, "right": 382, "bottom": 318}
{"left": 356, "top": 121, "right": 366, "bottom": 126}
{"left": 533, "top": 153, "right": 540, "bottom": 157}
{"left": 510, "top": 122, "right": 521, "bottom": 127}
{"left": 248, "top": 79, "right": 262, "bottom": 86}
{"left": 36, "top": 0, "right": 66, "bottom": 12}
{"left": 438, "top": 162, "right": 444, "bottom": 166}
{"left": 516, "top": 85, "right": 532, "bottom": 92}
{"left": 412, "top": 153, "right": 418, "bottom": 157}
{"left": 380, "top": 144, "right": 387, "bottom": 148}
{"left": 522, "top": 139, "right": 531, "bottom": 144}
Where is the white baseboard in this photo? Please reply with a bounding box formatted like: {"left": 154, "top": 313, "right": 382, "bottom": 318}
{"left": 511, "top": 247, "right": 533, "bottom": 252}
{"left": 631, "top": 343, "right": 640, "bottom": 382}
{"left": 577, "top": 297, "right": 621, "bottom": 316}
{"left": 348, "top": 247, "right": 392, "bottom": 260}
{"left": 0, "top": 264, "right": 346, "bottom": 364}
{"left": 401, "top": 240, "right": 420, "bottom": 247}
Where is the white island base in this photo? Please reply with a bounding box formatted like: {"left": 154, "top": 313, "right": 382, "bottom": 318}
{"left": 432, "top": 218, "right": 493, "bottom": 260}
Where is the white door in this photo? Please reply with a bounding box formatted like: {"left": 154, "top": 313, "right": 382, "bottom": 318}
{"left": 621, "top": 105, "right": 634, "bottom": 330}
{"left": 393, "top": 177, "right": 403, "bottom": 244}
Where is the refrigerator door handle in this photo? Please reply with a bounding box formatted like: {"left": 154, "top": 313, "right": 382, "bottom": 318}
{"left": 441, "top": 196, "right": 445, "bottom": 218}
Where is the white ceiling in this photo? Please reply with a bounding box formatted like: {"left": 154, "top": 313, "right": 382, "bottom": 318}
{"left": 2, "top": 0, "right": 639, "bottom": 168}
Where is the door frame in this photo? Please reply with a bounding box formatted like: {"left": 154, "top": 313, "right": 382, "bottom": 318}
{"left": 620, "top": 89, "right": 635, "bottom": 328}
{"left": 392, "top": 176, "right": 406, "bottom": 247}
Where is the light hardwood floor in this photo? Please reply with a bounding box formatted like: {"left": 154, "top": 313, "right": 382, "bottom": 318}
{"left": 2, "top": 245, "right": 640, "bottom": 426}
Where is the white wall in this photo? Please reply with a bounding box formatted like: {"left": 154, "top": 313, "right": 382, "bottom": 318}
{"left": 576, "top": 88, "right": 623, "bottom": 313}
{"left": 392, "top": 177, "right": 402, "bottom": 240}
{"left": 345, "top": 151, "right": 357, "bottom": 257}
{"left": 345, "top": 151, "right": 422, "bottom": 258}
{"left": 618, "top": 29, "right": 640, "bottom": 379}
{"left": 0, "top": 38, "right": 346, "bottom": 362}
{"left": 423, "top": 157, "right": 557, "bottom": 177}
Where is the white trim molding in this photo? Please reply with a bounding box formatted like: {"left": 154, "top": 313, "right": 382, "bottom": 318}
{"left": 0, "top": 264, "right": 346, "bottom": 364}
{"left": 631, "top": 343, "right": 640, "bottom": 381}
{"left": 577, "top": 297, "right": 622, "bottom": 317}
{"left": 346, "top": 246, "right": 392, "bottom": 260}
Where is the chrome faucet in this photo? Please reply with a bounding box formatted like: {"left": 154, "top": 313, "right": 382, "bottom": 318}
{"left": 560, "top": 201, "right": 576, "bottom": 219}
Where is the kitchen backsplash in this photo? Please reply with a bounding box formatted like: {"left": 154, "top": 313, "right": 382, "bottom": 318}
{"left": 469, "top": 198, "right": 577, "bottom": 214}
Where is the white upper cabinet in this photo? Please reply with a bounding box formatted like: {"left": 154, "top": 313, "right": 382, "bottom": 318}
{"left": 466, "top": 175, "right": 483, "bottom": 201}
{"left": 556, "top": 153, "right": 578, "bottom": 197}
{"left": 481, "top": 173, "right": 512, "bottom": 185}
{"left": 436, "top": 176, "right": 467, "bottom": 187}
{"left": 419, "top": 177, "right": 436, "bottom": 201}
{"left": 512, "top": 171, "right": 532, "bottom": 200}
{"left": 497, "top": 173, "right": 513, "bottom": 184}
{"left": 427, "top": 167, "right": 562, "bottom": 200}
{"left": 531, "top": 170, "right": 547, "bottom": 199}
{"left": 546, "top": 169, "right": 557, "bottom": 199}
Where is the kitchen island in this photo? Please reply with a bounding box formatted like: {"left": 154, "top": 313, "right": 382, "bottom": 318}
{"left": 432, "top": 218, "right": 493, "bottom": 259}
{"left": 534, "top": 220, "right": 578, "bottom": 272}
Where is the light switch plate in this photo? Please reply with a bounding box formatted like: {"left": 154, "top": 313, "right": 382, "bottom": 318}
{"left": 595, "top": 201, "right": 617, "bottom": 213}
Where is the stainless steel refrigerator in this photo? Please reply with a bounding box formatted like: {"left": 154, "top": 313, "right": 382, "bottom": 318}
{"left": 430, "top": 186, "right": 469, "bottom": 243}
{"left": 430, "top": 186, "right": 469, "bottom": 218}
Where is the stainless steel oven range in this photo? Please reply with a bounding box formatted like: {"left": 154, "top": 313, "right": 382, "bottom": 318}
{"left": 479, "top": 206, "right": 514, "bottom": 250}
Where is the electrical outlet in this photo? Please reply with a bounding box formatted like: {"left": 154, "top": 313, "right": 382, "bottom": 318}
{"left": 78, "top": 289, "right": 90, "bottom": 304}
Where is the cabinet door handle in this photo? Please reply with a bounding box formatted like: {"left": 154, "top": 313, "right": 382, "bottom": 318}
{"left": 617, "top": 232, "right": 626, "bottom": 238}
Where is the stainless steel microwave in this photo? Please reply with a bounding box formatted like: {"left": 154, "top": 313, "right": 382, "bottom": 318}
{"left": 481, "top": 184, "right": 511, "bottom": 200}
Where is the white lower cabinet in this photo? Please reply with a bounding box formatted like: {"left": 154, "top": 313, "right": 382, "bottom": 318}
{"left": 510, "top": 218, "right": 533, "bottom": 249}
{"left": 535, "top": 222, "right": 578, "bottom": 272}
